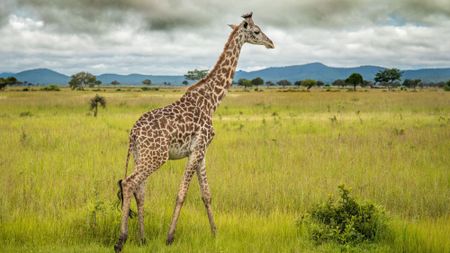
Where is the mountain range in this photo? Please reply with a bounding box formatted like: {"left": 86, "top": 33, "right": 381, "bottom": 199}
{"left": 2, "top": 63, "right": 450, "bottom": 85}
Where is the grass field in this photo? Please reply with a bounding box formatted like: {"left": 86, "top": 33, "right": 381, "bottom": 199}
{"left": 0, "top": 87, "right": 449, "bottom": 252}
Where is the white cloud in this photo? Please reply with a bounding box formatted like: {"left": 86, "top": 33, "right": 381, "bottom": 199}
{"left": 9, "top": 15, "right": 44, "bottom": 30}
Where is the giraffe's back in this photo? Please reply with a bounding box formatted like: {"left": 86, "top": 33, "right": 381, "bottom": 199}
{"left": 130, "top": 101, "right": 211, "bottom": 161}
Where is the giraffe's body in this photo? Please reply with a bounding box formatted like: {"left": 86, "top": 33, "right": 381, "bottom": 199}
{"left": 114, "top": 12, "right": 274, "bottom": 252}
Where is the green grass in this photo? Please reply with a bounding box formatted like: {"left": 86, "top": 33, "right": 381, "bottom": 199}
{"left": 0, "top": 88, "right": 449, "bottom": 252}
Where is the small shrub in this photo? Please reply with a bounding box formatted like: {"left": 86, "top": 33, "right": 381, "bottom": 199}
{"left": 89, "top": 94, "right": 106, "bottom": 117}
{"left": 324, "top": 88, "right": 340, "bottom": 92}
{"left": 297, "top": 185, "right": 388, "bottom": 245}
{"left": 19, "top": 111, "right": 32, "bottom": 117}
{"left": 329, "top": 115, "right": 338, "bottom": 123}
{"left": 141, "top": 87, "right": 159, "bottom": 91}
{"left": 41, "top": 85, "right": 60, "bottom": 91}
{"left": 393, "top": 128, "right": 405, "bottom": 136}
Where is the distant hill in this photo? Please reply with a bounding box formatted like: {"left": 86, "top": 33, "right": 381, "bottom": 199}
{"left": 235, "top": 62, "right": 450, "bottom": 83}
{"left": 0, "top": 68, "right": 70, "bottom": 85}
{"left": 2, "top": 63, "right": 450, "bottom": 85}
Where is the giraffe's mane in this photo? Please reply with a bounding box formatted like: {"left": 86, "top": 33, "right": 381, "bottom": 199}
{"left": 187, "top": 26, "right": 239, "bottom": 92}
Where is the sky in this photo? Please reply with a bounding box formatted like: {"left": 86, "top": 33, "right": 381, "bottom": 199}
{"left": 1, "top": 0, "right": 450, "bottom": 75}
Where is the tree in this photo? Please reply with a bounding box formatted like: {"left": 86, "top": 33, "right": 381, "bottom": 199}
{"left": 7, "top": 77, "right": 17, "bottom": 85}
{"left": 277, "top": 80, "right": 292, "bottom": 88}
{"left": 182, "top": 80, "right": 189, "bottom": 85}
{"left": 251, "top": 77, "right": 264, "bottom": 87}
{"left": 444, "top": 80, "right": 450, "bottom": 91}
{"left": 0, "top": 78, "right": 7, "bottom": 90}
{"left": 402, "top": 79, "right": 421, "bottom": 90}
{"left": 374, "top": 68, "right": 402, "bottom": 90}
{"left": 0, "top": 76, "right": 18, "bottom": 90}
{"left": 301, "top": 79, "right": 317, "bottom": 90}
{"left": 345, "top": 73, "right": 364, "bottom": 91}
{"left": 111, "top": 80, "right": 120, "bottom": 86}
{"left": 69, "top": 72, "right": 97, "bottom": 90}
{"left": 142, "top": 79, "right": 152, "bottom": 86}
{"left": 316, "top": 80, "right": 325, "bottom": 87}
{"left": 332, "top": 79, "right": 346, "bottom": 88}
{"left": 238, "top": 78, "right": 252, "bottom": 90}
{"left": 265, "top": 81, "right": 275, "bottom": 86}
{"left": 89, "top": 94, "right": 106, "bottom": 117}
{"left": 294, "top": 80, "right": 302, "bottom": 88}
{"left": 95, "top": 80, "right": 102, "bottom": 86}
{"left": 184, "top": 69, "right": 208, "bottom": 81}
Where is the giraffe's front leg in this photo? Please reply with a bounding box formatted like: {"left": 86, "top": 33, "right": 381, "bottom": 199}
{"left": 166, "top": 150, "right": 205, "bottom": 245}
{"left": 196, "top": 158, "right": 217, "bottom": 236}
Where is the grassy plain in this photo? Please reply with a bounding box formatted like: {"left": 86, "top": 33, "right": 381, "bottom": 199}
{"left": 0, "top": 87, "right": 449, "bottom": 252}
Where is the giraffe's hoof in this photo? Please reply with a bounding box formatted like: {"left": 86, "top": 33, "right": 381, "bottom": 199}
{"left": 114, "top": 244, "right": 122, "bottom": 253}
{"left": 114, "top": 234, "right": 127, "bottom": 252}
{"left": 166, "top": 235, "right": 175, "bottom": 245}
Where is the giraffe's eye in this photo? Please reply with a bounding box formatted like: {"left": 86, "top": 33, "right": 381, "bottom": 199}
{"left": 254, "top": 31, "right": 260, "bottom": 35}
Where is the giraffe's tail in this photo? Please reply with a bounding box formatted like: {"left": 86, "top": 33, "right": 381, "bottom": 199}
{"left": 116, "top": 138, "right": 136, "bottom": 218}
{"left": 123, "top": 136, "right": 134, "bottom": 178}
{"left": 116, "top": 179, "right": 136, "bottom": 218}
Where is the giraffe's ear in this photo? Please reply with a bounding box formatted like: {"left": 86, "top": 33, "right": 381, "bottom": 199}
{"left": 228, "top": 24, "right": 237, "bottom": 30}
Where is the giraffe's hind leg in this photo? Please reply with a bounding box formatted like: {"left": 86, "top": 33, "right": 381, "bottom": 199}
{"left": 115, "top": 150, "right": 168, "bottom": 253}
{"left": 134, "top": 182, "right": 146, "bottom": 245}
{"left": 114, "top": 176, "right": 134, "bottom": 253}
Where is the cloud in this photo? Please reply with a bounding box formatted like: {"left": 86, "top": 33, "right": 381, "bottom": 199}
{"left": 11, "top": 0, "right": 217, "bottom": 33}
{"left": 6, "top": 0, "right": 450, "bottom": 33}
{"left": 1, "top": 0, "right": 450, "bottom": 74}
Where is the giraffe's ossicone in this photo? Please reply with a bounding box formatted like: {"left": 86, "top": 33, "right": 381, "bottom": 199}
{"left": 114, "top": 12, "right": 274, "bottom": 253}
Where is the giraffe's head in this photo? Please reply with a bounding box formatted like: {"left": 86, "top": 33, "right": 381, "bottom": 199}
{"left": 230, "top": 12, "right": 274, "bottom": 49}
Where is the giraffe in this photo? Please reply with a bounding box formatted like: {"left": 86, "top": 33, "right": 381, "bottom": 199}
{"left": 114, "top": 12, "right": 274, "bottom": 252}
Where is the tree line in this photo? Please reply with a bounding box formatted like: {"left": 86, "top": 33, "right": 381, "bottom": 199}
{"left": 236, "top": 68, "right": 450, "bottom": 91}
{"left": 2, "top": 68, "right": 450, "bottom": 91}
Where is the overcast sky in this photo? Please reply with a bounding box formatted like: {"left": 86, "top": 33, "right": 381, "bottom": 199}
{"left": 2, "top": 0, "right": 450, "bottom": 75}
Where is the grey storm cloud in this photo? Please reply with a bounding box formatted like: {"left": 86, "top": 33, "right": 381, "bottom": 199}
{"left": 4, "top": 0, "right": 450, "bottom": 33}
{"left": 9, "top": 0, "right": 215, "bottom": 33}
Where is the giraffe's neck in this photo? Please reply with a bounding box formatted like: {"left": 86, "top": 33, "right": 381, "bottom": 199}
{"left": 183, "top": 28, "right": 243, "bottom": 114}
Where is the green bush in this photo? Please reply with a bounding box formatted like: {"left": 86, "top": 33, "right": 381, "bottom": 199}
{"left": 141, "top": 87, "right": 159, "bottom": 91}
{"left": 444, "top": 81, "right": 450, "bottom": 91}
{"left": 19, "top": 111, "right": 32, "bottom": 117}
{"left": 298, "top": 185, "right": 388, "bottom": 245}
{"left": 40, "top": 85, "right": 60, "bottom": 91}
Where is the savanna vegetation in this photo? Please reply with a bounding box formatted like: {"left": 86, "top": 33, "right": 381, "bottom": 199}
{"left": 0, "top": 87, "right": 449, "bottom": 252}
